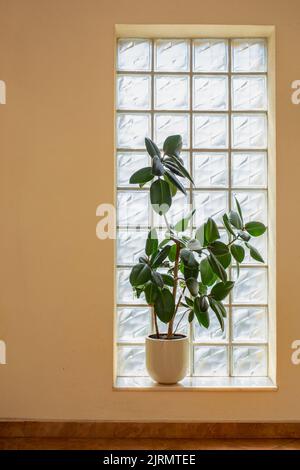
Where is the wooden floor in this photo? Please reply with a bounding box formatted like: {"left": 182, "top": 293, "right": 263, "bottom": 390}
{"left": 0, "top": 438, "right": 300, "bottom": 450}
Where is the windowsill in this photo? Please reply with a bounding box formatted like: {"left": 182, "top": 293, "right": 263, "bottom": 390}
{"left": 115, "top": 376, "right": 277, "bottom": 391}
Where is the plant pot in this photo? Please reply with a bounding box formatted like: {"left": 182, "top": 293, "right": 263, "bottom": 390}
{"left": 145, "top": 334, "right": 189, "bottom": 384}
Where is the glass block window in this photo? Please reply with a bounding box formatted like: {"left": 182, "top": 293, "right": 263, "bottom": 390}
{"left": 115, "top": 38, "right": 269, "bottom": 380}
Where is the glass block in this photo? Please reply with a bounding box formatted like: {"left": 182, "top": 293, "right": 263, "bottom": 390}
{"left": 194, "top": 346, "right": 228, "bottom": 376}
{"left": 157, "top": 308, "right": 189, "bottom": 337}
{"left": 117, "top": 113, "right": 151, "bottom": 149}
{"left": 117, "top": 307, "right": 150, "bottom": 342}
{"left": 117, "top": 268, "right": 146, "bottom": 304}
{"left": 232, "top": 267, "right": 268, "bottom": 304}
{"left": 193, "top": 76, "right": 228, "bottom": 110}
{"left": 193, "top": 114, "right": 228, "bottom": 149}
{"left": 155, "top": 39, "right": 190, "bottom": 72}
{"left": 117, "top": 152, "right": 149, "bottom": 187}
{"left": 232, "top": 114, "right": 267, "bottom": 149}
{"left": 235, "top": 233, "right": 267, "bottom": 265}
{"left": 194, "top": 307, "right": 228, "bottom": 342}
{"left": 153, "top": 191, "right": 191, "bottom": 228}
{"left": 117, "top": 345, "right": 146, "bottom": 376}
{"left": 154, "top": 75, "right": 189, "bottom": 110}
{"left": 193, "top": 152, "right": 228, "bottom": 188}
{"left": 232, "top": 152, "right": 267, "bottom": 188}
{"left": 233, "top": 191, "right": 267, "bottom": 224}
{"left": 193, "top": 39, "right": 228, "bottom": 72}
{"left": 117, "top": 229, "right": 148, "bottom": 265}
{"left": 232, "top": 39, "right": 267, "bottom": 72}
{"left": 117, "top": 75, "right": 151, "bottom": 110}
{"left": 232, "top": 76, "right": 267, "bottom": 111}
{"left": 193, "top": 191, "right": 228, "bottom": 226}
{"left": 232, "top": 346, "right": 267, "bottom": 376}
{"left": 117, "top": 39, "right": 151, "bottom": 71}
{"left": 154, "top": 113, "right": 189, "bottom": 148}
{"left": 232, "top": 307, "right": 267, "bottom": 342}
{"left": 117, "top": 191, "right": 149, "bottom": 227}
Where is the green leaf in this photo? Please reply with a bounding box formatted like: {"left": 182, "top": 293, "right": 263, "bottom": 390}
{"left": 168, "top": 244, "right": 177, "bottom": 262}
{"left": 174, "top": 209, "right": 195, "bottom": 232}
{"left": 183, "top": 265, "right": 199, "bottom": 280}
{"left": 164, "top": 161, "right": 185, "bottom": 178}
{"left": 210, "top": 281, "right": 234, "bottom": 301}
{"left": 195, "top": 223, "right": 206, "bottom": 247}
{"left": 205, "top": 218, "right": 220, "bottom": 243}
{"left": 208, "top": 241, "right": 229, "bottom": 256}
{"left": 245, "top": 221, "right": 267, "bottom": 237}
{"left": 246, "top": 243, "right": 265, "bottom": 263}
{"left": 198, "top": 282, "right": 208, "bottom": 295}
{"left": 200, "top": 296, "right": 209, "bottom": 312}
{"left": 229, "top": 210, "right": 243, "bottom": 230}
{"left": 154, "top": 288, "right": 175, "bottom": 323}
{"left": 139, "top": 255, "right": 148, "bottom": 264}
{"left": 194, "top": 297, "right": 210, "bottom": 328}
{"left": 186, "top": 277, "right": 199, "bottom": 296}
{"left": 151, "top": 245, "right": 171, "bottom": 269}
{"left": 163, "top": 153, "right": 194, "bottom": 185}
{"left": 129, "top": 167, "right": 154, "bottom": 185}
{"left": 234, "top": 196, "right": 244, "bottom": 225}
{"left": 222, "top": 213, "right": 236, "bottom": 236}
{"left": 163, "top": 135, "right": 182, "bottom": 156}
{"left": 129, "top": 263, "right": 152, "bottom": 287}
{"left": 145, "top": 282, "right": 159, "bottom": 304}
{"left": 238, "top": 230, "right": 251, "bottom": 242}
{"left": 230, "top": 244, "right": 245, "bottom": 263}
{"left": 209, "top": 298, "right": 225, "bottom": 332}
{"left": 145, "top": 228, "right": 158, "bottom": 257}
{"left": 161, "top": 273, "right": 174, "bottom": 287}
{"left": 200, "top": 257, "right": 215, "bottom": 286}
{"left": 145, "top": 137, "right": 161, "bottom": 158}
{"left": 184, "top": 296, "right": 194, "bottom": 308}
{"left": 150, "top": 179, "right": 172, "bottom": 215}
{"left": 164, "top": 168, "right": 187, "bottom": 195}
{"left": 188, "top": 310, "right": 194, "bottom": 322}
{"left": 215, "top": 252, "right": 231, "bottom": 269}
{"left": 180, "top": 248, "right": 198, "bottom": 267}
{"left": 208, "top": 253, "right": 227, "bottom": 283}
{"left": 152, "top": 155, "right": 165, "bottom": 176}
{"left": 163, "top": 173, "right": 178, "bottom": 196}
{"left": 151, "top": 270, "right": 164, "bottom": 288}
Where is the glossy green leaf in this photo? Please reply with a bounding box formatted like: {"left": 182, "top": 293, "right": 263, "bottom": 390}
{"left": 163, "top": 153, "right": 194, "bottom": 184}
{"left": 168, "top": 244, "right": 177, "bottom": 262}
{"left": 208, "top": 241, "right": 229, "bottom": 256}
{"left": 145, "top": 228, "right": 158, "bottom": 257}
{"left": 245, "top": 221, "right": 267, "bottom": 237}
{"left": 129, "top": 263, "right": 152, "bottom": 287}
{"left": 210, "top": 281, "right": 234, "bottom": 301}
{"left": 151, "top": 270, "right": 164, "bottom": 288}
{"left": 151, "top": 245, "right": 171, "bottom": 268}
{"left": 208, "top": 253, "right": 227, "bottom": 283}
{"left": 222, "top": 213, "right": 236, "bottom": 236}
{"left": 186, "top": 277, "right": 199, "bottom": 297}
{"left": 215, "top": 251, "right": 231, "bottom": 269}
{"left": 145, "top": 282, "right": 159, "bottom": 304}
{"left": 174, "top": 209, "right": 195, "bottom": 232}
{"left": 163, "top": 173, "right": 177, "bottom": 196}
{"left": 246, "top": 243, "right": 265, "bottom": 263}
{"left": 229, "top": 210, "right": 243, "bottom": 230}
{"left": 200, "top": 257, "right": 215, "bottom": 286}
{"left": 230, "top": 244, "right": 245, "bottom": 263}
{"left": 152, "top": 155, "right": 165, "bottom": 176}
{"left": 194, "top": 297, "right": 210, "bottom": 328}
{"left": 238, "top": 230, "right": 251, "bottom": 242}
{"left": 184, "top": 296, "right": 194, "bottom": 308}
{"left": 145, "top": 137, "right": 161, "bottom": 158}
{"left": 129, "top": 167, "right": 154, "bottom": 184}
{"left": 163, "top": 134, "right": 182, "bottom": 155}
{"left": 198, "top": 282, "right": 208, "bottom": 295}
{"left": 234, "top": 196, "right": 244, "bottom": 225}
{"left": 150, "top": 179, "right": 172, "bottom": 215}
{"left": 209, "top": 298, "right": 225, "bottom": 332}
{"left": 205, "top": 218, "right": 220, "bottom": 243}
{"left": 154, "top": 288, "right": 175, "bottom": 323}
{"left": 188, "top": 310, "right": 194, "bottom": 322}
{"left": 161, "top": 273, "right": 174, "bottom": 287}
{"left": 180, "top": 248, "right": 198, "bottom": 267}
{"left": 195, "top": 223, "right": 206, "bottom": 247}
{"left": 164, "top": 168, "right": 187, "bottom": 195}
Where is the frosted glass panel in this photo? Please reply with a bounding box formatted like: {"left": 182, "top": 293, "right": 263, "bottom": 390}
{"left": 232, "top": 114, "right": 267, "bottom": 149}
{"left": 117, "top": 152, "right": 149, "bottom": 187}
{"left": 117, "top": 113, "right": 151, "bottom": 149}
{"left": 153, "top": 191, "right": 190, "bottom": 227}
{"left": 154, "top": 113, "right": 189, "bottom": 148}
{"left": 232, "top": 152, "right": 267, "bottom": 188}
{"left": 234, "top": 233, "right": 267, "bottom": 265}
{"left": 232, "top": 307, "right": 267, "bottom": 342}
{"left": 233, "top": 191, "right": 267, "bottom": 224}
{"left": 117, "top": 75, "right": 151, "bottom": 110}
{"left": 117, "top": 191, "right": 149, "bottom": 227}
{"left": 117, "top": 345, "right": 146, "bottom": 376}
{"left": 232, "top": 346, "right": 267, "bottom": 376}
{"left": 232, "top": 76, "right": 267, "bottom": 110}
{"left": 232, "top": 268, "right": 268, "bottom": 304}
{"left": 194, "top": 191, "right": 229, "bottom": 226}
{"left": 117, "top": 39, "right": 151, "bottom": 71}
{"left": 193, "top": 39, "right": 228, "bottom": 72}
{"left": 193, "top": 114, "right": 228, "bottom": 148}
{"left": 154, "top": 75, "right": 189, "bottom": 110}
{"left": 193, "top": 152, "right": 228, "bottom": 188}
{"left": 158, "top": 308, "right": 189, "bottom": 336}
{"left": 193, "top": 76, "right": 228, "bottom": 110}
{"left": 155, "top": 39, "right": 189, "bottom": 71}
{"left": 117, "top": 268, "right": 146, "bottom": 304}
{"left": 117, "top": 307, "right": 150, "bottom": 342}
{"left": 232, "top": 39, "right": 267, "bottom": 72}
{"left": 117, "top": 230, "right": 148, "bottom": 265}
{"left": 194, "top": 346, "right": 228, "bottom": 376}
{"left": 194, "top": 308, "right": 228, "bottom": 341}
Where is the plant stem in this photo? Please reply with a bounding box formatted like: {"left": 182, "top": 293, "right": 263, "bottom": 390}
{"left": 174, "top": 309, "right": 189, "bottom": 335}
{"left": 153, "top": 310, "right": 160, "bottom": 338}
{"left": 167, "top": 240, "right": 181, "bottom": 338}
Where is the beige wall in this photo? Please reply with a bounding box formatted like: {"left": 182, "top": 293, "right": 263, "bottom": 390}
{"left": 0, "top": 0, "right": 299, "bottom": 421}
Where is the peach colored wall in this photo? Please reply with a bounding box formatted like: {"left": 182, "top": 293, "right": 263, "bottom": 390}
{"left": 0, "top": 0, "right": 299, "bottom": 421}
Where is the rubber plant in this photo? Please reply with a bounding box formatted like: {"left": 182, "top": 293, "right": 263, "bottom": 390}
{"left": 129, "top": 135, "right": 267, "bottom": 339}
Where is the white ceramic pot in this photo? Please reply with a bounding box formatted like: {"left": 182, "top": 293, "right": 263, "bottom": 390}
{"left": 145, "top": 334, "right": 189, "bottom": 384}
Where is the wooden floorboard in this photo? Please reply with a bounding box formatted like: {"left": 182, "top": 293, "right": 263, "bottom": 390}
{"left": 0, "top": 438, "right": 300, "bottom": 450}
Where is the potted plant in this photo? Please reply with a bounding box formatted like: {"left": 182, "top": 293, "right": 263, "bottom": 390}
{"left": 128, "top": 135, "right": 266, "bottom": 385}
